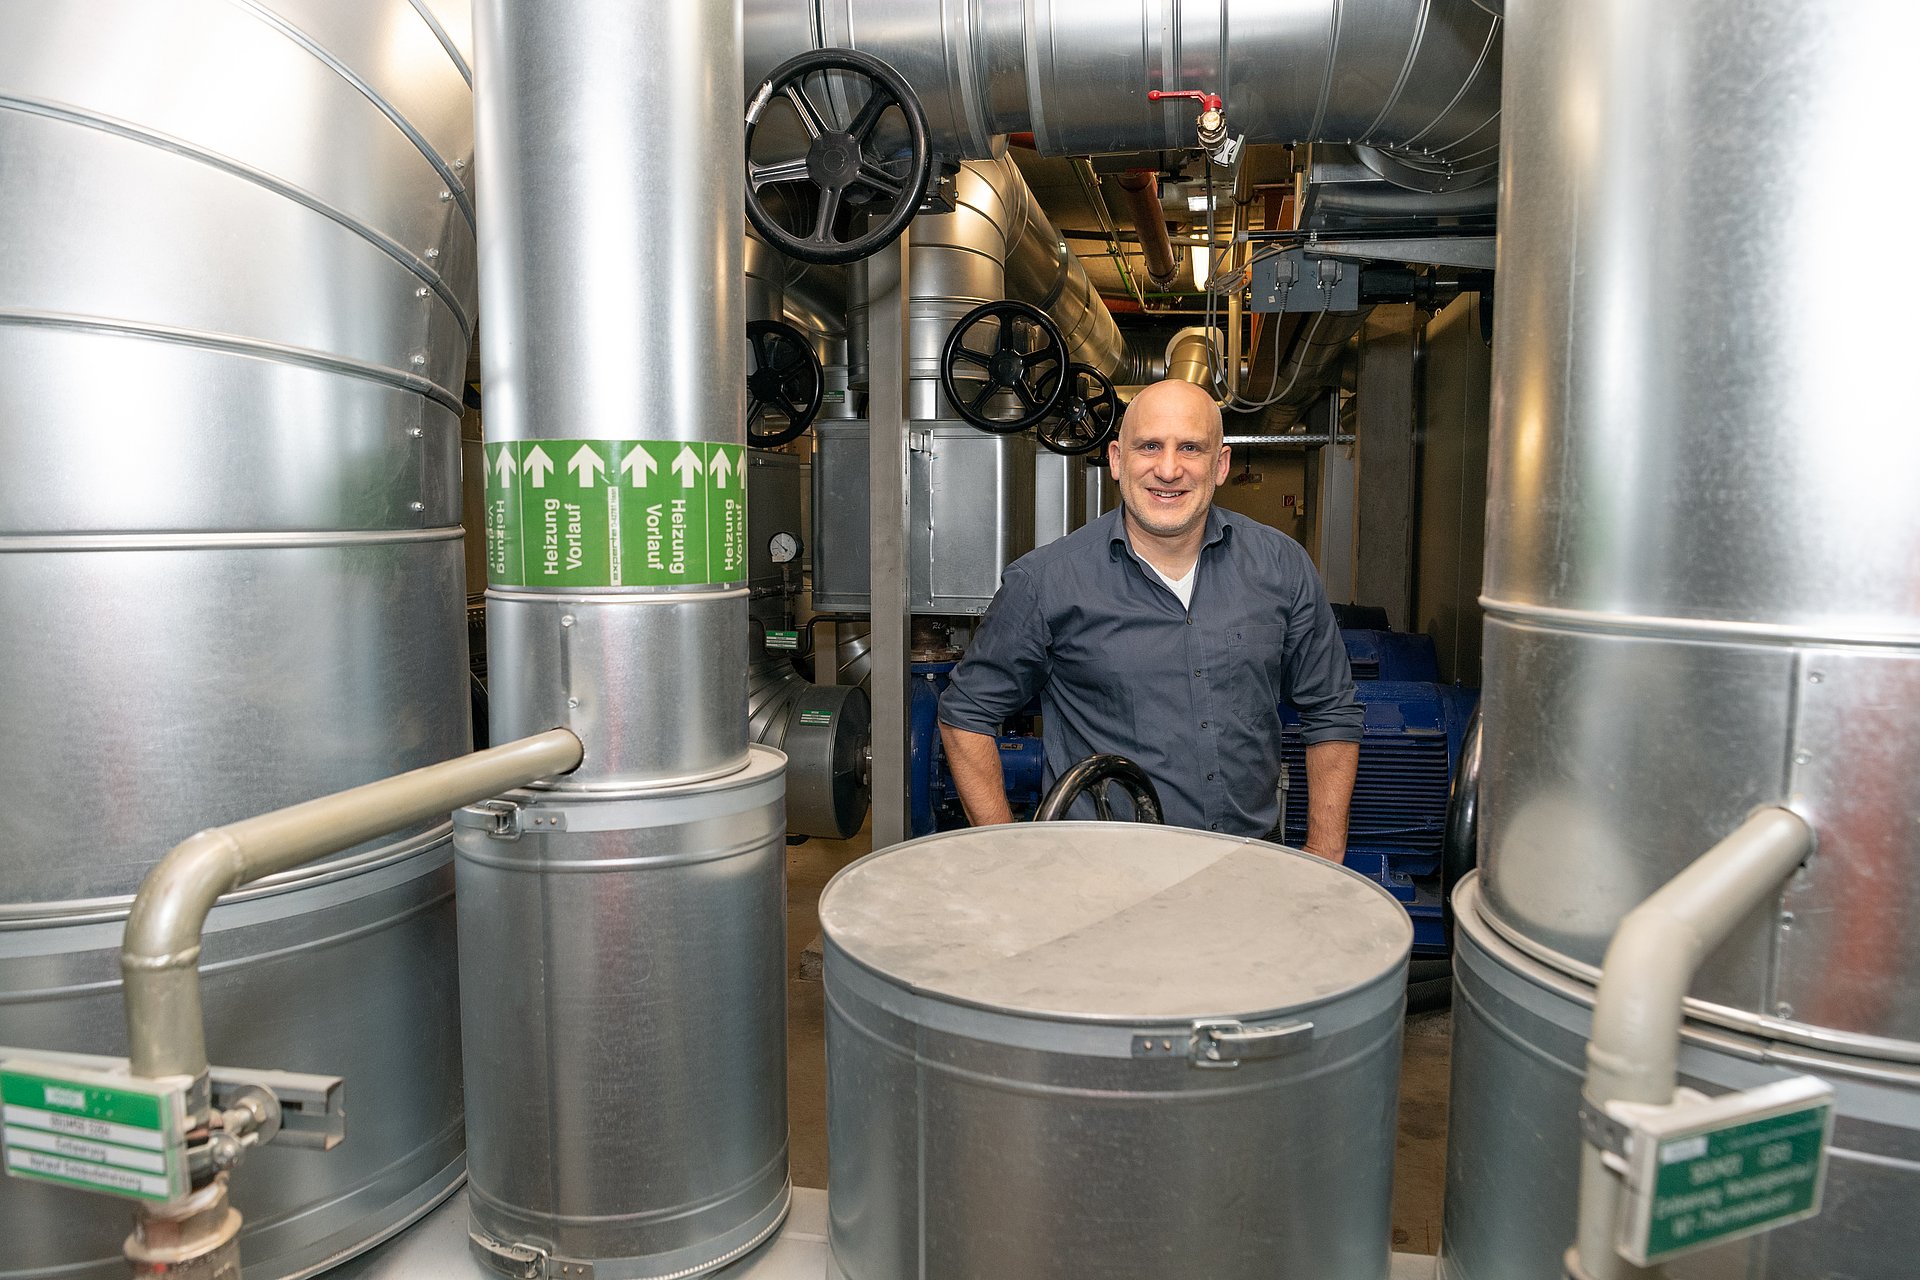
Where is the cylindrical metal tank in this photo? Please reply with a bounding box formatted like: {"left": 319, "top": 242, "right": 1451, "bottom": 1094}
{"left": 1444, "top": 0, "right": 1920, "bottom": 1273}
{"left": 0, "top": 1, "right": 476, "bottom": 1274}
{"left": 1479, "top": 0, "right": 1920, "bottom": 1062}
{"left": 1441, "top": 877, "right": 1920, "bottom": 1280}
{"left": 452, "top": 748, "right": 792, "bottom": 1279}
{"left": 820, "top": 823, "right": 1411, "bottom": 1279}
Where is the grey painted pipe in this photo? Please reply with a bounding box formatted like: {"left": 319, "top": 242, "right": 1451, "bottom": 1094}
{"left": 1569, "top": 806, "right": 1815, "bottom": 1280}
{"left": 121, "top": 729, "right": 584, "bottom": 1098}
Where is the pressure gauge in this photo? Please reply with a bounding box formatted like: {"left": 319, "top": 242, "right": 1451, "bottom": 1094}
{"left": 768, "top": 531, "right": 801, "bottom": 564}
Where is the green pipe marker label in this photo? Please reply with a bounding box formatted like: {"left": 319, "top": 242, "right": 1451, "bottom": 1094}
{"left": 484, "top": 440, "right": 748, "bottom": 588}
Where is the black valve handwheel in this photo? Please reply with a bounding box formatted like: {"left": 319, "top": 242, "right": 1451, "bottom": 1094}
{"left": 1034, "top": 753, "right": 1165, "bottom": 824}
{"left": 1038, "top": 363, "right": 1122, "bottom": 456}
{"left": 746, "top": 320, "right": 824, "bottom": 448}
{"left": 940, "top": 300, "right": 1071, "bottom": 433}
{"left": 745, "top": 49, "right": 931, "bottom": 266}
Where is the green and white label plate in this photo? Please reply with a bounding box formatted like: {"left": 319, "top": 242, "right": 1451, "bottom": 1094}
{"left": 2, "top": 1060, "right": 190, "bottom": 1203}
{"left": 484, "top": 439, "right": 747, "bottom": 588}
{"left": 1616, "top": 1075, "right": 1833, "bottom": 1265}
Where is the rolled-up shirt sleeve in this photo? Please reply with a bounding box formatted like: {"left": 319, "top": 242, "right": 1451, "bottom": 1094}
{"left": 939, "top": 564, "right": 1052, "bottom": 735}
{"left": 1281, "top": 569, "right": 1364, "bottom": 745}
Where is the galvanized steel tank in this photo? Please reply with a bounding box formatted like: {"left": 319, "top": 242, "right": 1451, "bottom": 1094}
{"left": 820, "top": 823, "right": 1411, "bottom": 1279}
{"left": 1444, "top": 0, "right": 1920, "bottom": 1273}
{"left": 0, "top": 1, "right": 476, "bottom": 1274}
{"left": 452, "top": 748, "right": 792, "bottom": 1278}
{"left": 1442, "top": 876, "right": 1920, "bottom": 1280}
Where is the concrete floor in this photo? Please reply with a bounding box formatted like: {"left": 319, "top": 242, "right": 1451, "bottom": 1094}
{"left": 784, "top": 824, "right": 1454, "bottom": 1254}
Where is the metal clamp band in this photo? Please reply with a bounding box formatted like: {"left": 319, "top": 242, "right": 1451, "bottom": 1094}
{"left": 1187, "top": 1019, "right": 1314, "bottom": 1069}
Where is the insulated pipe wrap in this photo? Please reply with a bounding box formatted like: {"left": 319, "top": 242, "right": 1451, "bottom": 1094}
{"left": 476, "top": 0, "right": 749, "bottom": 785}
{"left": 753, "top": 0, "right": 1502, "bottom": 185}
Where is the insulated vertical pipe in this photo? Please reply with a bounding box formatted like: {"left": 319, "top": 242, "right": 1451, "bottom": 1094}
{"left": 477, "top": 0, "right": 748, "bottom": 785}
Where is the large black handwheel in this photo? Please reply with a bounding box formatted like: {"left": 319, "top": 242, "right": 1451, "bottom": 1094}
{"left": 1037, "top": 363, "right": 1122, "bottom": 456}
{"left": 940, "top": 300, "right": 1070, "bottom": 432}
{"left": 745, "top": 49, "right": 931, "bottom": 266}
{"left": 746, "top": 320, "right": 824, "bottom": 448}
{"left": 1033, "top": 753, "right": 1165, "bottom": 824}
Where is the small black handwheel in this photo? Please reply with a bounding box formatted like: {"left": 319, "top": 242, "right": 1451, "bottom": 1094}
{"left": 940, "top": 300, "right": 1070, "bottom": 432}
{"left": 744, "top": 49, "right": 931, "bottom": 266}
{"left": 1038, "top": 364, "right": 1122, "bottom": 456}
{"left": 1034, "top": 754, "right": 1165, "bottom": 824}
{"left": 746, "top": 320, "right": 824, "bottom": 448}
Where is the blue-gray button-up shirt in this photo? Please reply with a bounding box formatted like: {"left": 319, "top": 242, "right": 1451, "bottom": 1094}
{"left": 939, "top": 505, "right": 1363, "bottom": 835}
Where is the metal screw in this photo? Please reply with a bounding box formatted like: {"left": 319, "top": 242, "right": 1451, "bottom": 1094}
{"left": 409, "top": 501, "right": 424, "bottom": 512}
{"left": 415, "top": 286, "right": 431, "bottom": 298}
{"left": 1779, "top": 911, "right": 1795, "bottom": 928}
{"left": 408, "top": 427, "right": 424, "bottom": 438}
{"left": 1793, "top": 750, "right": 1812, "bottom": 765}
{"left": 1776, "top": 1002, "right": 1794, "bottom": 1019}
{"left": 439, "top": 189, "right": 453, "bottom": 202}
{"left": 567, "top": 697, "right": 580, "bottom": 708}
{"left": 425, "top": 246, "right": 441, "bottom": 259}
{"left": 1808, "top": 671, "right": 1824, "bottom": 684}
{"left": 452, "top": 158, "right": 467, "bottom": 170}
{"left": 560, "top": 615, "right": 576, "bottom": 628}
{"left": 1162, "top": 1039, "right": 1172, "bottom": 1051}
{"left": 411, "top": 353, "right": 428, "bottom": 366}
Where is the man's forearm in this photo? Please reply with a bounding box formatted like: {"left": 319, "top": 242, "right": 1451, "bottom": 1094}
{"left": 940, "top": 723, "right": 1015, "bottom": 825}
{"left": 1302, "top": 740, "right": 1359, "bottom": 862}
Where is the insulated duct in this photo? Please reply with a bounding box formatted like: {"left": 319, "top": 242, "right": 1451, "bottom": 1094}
{"left": 0, "top": 2, "right": 475, "bottom": 1272}
{"left": 747, "top": 0, "right": 1502, "bottom": 190}
{"left": 464, "top": 2, "right": 792, "bottom": 1273}
{"left": 1114, "top": 170, "right": 1179, "bottom": 290}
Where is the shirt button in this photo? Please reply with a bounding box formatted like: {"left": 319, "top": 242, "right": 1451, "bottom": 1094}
{"left": 1200, "top": 721, "right": 1209, "bottom": 729}
{"left": 1206, "top": 772, "right": 1215, "bottom": 781}
{"left": 1192, "top": 669, "right": 1202, "bottom": 678}
{"left": 1186, "top": 617, "right": 1194, "bottom": 625}
{"left": 1209, "top": 822, "right": 1221, "bottom": 830}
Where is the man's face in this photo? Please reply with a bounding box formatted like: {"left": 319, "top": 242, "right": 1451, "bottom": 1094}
{"left": 1107, "top": 387, "right": 1230, "bottom": 542}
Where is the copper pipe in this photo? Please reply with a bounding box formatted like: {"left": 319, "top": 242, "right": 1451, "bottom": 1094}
{"left": 1114, "top": 170, "right": 1178, "bottom": 290}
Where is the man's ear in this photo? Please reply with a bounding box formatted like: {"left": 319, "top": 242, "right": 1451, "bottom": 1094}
{"left": 1215, "top": 444, "right": 1232, "bottom": 484}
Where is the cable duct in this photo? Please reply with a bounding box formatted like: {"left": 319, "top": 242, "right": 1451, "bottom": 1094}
{"left": 747, "top": 0, "right": 1502, "bottom": 190}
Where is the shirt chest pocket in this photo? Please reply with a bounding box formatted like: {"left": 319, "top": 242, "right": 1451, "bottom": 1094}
{"left": 1220, "top": 624, "right": 1290, "bottom": 713}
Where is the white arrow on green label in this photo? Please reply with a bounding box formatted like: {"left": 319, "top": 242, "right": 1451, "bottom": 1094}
{"left": 671, "top": 445, "right": 704, "bottom": 488}
{"left": 523, "top": 445, "right": 555, "bottom": 488}
{"left": 711, "top": 449, "right": 737, "bottom": 487}
{"left": 620, "top": 445, "right": 657, "bottom": 486}
{"left": 567, "top": 444, "right": 606, "bottom": 488}
{"left": 491, "top": 448, "right": 516, "bottom": 486}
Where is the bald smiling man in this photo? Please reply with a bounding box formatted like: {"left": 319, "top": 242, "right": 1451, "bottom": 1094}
{"left": 938, "top": 379, "right": 1363, "bottom": 857}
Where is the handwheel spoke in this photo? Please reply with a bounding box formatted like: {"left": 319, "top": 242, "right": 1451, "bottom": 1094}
{"left": 782, "top": 83, "right": 832, "bottom": 139}
{"left": 845, "top": 88, "right": 896, "bottom": 142}
{"left": 995, "top": 319, "right": 1021, "bottom": 354}
{"left": 1023, "top": 348, "right": 1061, "bottom": 370}
{"left": 950, "top": 346, "right": 992, "bottom": 368}
{"left": 810, "top": 186, "right": 844, "bottom": 243}
{"left": 747, "top": 401, "right": 767, "bottom": 428}
{"left": 852, "top": 160, "right": 905, "bottom": 200}
{"left": 773, "top": 392, "right": 803, "bottom": 419}
{"left": 747, "top": 157, "right": 812, "bottom": 192}
{"left": 968, "top": 384, "right": 996, "bottom": 415}
{"left": 1012, "top": 380, "right": 1037, "bottom": 411}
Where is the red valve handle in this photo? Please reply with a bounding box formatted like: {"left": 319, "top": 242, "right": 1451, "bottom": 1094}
{"left": 1148, "top": 88, "right": 1223, "bottom": 113}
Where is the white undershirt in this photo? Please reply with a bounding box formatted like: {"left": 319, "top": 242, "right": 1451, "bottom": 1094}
{"left": 1146, "top": 560, "right": 1198, "bottom": 609}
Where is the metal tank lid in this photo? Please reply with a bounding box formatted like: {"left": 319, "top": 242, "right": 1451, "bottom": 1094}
{"left": 819, "top": 822, "right": 1412, "bottom": 1024}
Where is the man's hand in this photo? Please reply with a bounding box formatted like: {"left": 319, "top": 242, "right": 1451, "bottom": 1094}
{"left": 1302, "top": 740, "right": 1359, "bottom": 862}
{"left": 940, "top": 722, "right": 1016, "bottom": 826}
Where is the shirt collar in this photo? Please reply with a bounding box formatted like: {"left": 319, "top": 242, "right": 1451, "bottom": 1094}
{"left": 1105, "top": 505, "right": 1232, "bottom": 559}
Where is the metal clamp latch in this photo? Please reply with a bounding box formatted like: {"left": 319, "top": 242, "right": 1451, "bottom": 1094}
{"left": 473, "top": 798, "right": 524, "bottom": 840}
{"left": 211, "top": 1065, "right": 344, "bottom": 1151}
{"left": 1187, "top": 1019, "right": 1313, "bottom": 1069}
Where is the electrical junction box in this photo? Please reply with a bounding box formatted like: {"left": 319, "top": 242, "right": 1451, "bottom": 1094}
{"left": 1251, "top": 247, "right": 1362, "bottom": 312}
{"left": 1605, "top": 1075, "right": 1835, "bottom": 1266}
